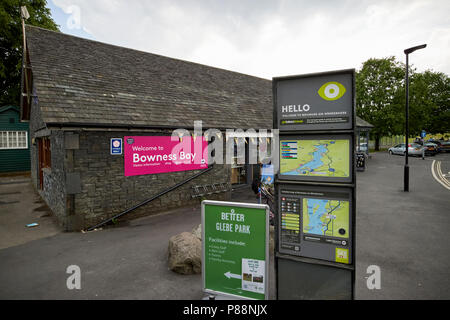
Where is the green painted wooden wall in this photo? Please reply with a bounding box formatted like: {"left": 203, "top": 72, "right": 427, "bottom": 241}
{"left": 0, "top": 106, "right": 31, "bottom": 173}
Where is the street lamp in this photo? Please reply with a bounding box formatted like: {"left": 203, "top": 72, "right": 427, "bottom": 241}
{"left": 404, "top": 44, "right": 426, "bottom": 192}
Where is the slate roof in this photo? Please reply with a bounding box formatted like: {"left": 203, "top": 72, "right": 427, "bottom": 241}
{"left": 356, "top": 116, "right": 374, "bottom": 129}
{"left": 25, "top": 26, "right": 372, "bottom": 131}
{"left": 25, "top": 25, "right": 272, "bottom": 130}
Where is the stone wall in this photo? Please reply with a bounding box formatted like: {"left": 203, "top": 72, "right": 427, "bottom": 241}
{"left": 41, "top": 130, "right": 67, "bottom": 226}
{"left": 28, "top": 126, "right": 232, "bottom": 231}
{"left": 68, "top": 130, "right": 231, "bottom": 230}
{"left": 29, "top": 84, "right": 45, "bottom": 189}
{"left": 29, "top": 88, "right": 67, "bottom": 228}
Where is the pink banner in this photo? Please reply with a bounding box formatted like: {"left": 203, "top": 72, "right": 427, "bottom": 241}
{"left": 124, "top": 136, "right": 208, "bottom": 176}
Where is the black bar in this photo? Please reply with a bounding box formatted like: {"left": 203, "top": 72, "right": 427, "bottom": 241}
{"left": 404, "top": 54, "right": 409, "bottom": 192}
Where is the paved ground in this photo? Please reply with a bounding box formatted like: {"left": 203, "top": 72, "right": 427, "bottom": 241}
{"left": 0, "top": 207, "right": 202, "bottom": 299}
{"left": 0, "top": 151, "right": 449, "bottom": 299}
{"left": 0, "top": 174, "right": 60, "bottom": 250}
{"left": 355, "top": 151, "right": 450, "bottom": 299}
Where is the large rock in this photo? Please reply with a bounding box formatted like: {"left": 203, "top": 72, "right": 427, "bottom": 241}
{"left": 168, "top": 232, "right": 202, "bottom": 274}
{"left": 192, "top": 224, "right": 202, "bottom": 240}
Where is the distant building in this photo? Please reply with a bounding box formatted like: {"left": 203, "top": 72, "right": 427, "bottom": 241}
{"left": 0, "top": 105, "right": 30, "bottom": 173}
{"left": 355, "top": 116, "right": 374, "bottom": 155}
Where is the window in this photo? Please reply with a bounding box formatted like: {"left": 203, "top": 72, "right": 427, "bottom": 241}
{"left": 0, "top": 131, "right": 28, "bottom": 149}
{"left": 37, "top": 137, "right": 51, "bottom": 190}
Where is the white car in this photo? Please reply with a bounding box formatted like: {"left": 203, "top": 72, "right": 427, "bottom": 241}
{"left": 388, "top": 143, "right": 425, "bottom": 156}
{"left": 357, "top": 142, "right": 368, "bottom": 152}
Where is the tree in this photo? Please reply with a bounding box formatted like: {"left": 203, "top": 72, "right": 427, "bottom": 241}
{"left": 408, "top": 70, "right": 450, "bottom": 136}
{"left": 356, "top": 57, "right": 405, "bottom": 150}
{"left": 0, "top": 0, "right": 58, "bottom": 106}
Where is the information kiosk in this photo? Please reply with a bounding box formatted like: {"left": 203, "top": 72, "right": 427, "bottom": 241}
{"left": 273, "top": 69, "right": 356, "bottom": 300}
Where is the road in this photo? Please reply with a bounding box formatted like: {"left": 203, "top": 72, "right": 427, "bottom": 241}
{"left": 0, "top": 151, "right": 449, "bottom": 299}
{"left": 0, "top": 175, "right": 60, "bottom": 250}
{"left": 356, "top": 151, "right": 450, "bottom": 299}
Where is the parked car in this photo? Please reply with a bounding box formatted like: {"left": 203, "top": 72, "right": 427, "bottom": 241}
{"left": 423, "top": 142, "right": 439, "bottom": 156}
{"left": 388, "top": 143, "right": 425, "bottom": 156}
{"left": 440, "top": 141, "right": 450, "bottom": 153}
{"left": 426, "top": 139, "right": 443, "bottom": 152}
{"left": 357, "top": 142, "right": 368, "bottom": 153}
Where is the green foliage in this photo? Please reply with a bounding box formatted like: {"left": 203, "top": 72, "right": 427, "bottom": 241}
{"left": 356, "top": 57, "right": 450, "bottom": 149}
{"left": 356, "top": 57, "right": 405, "bottom": 141}
{"left": 0, "top": 0, "right": 59, "bottom": 106}
{"left": 409, "top": 71, "right": 450, "bottom": 136}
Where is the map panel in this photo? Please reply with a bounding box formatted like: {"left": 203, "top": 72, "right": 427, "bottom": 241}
{"left": 302, "top": 198, "right": 349, "bottom": 239}
{"left": 280, "top": 139, "right": 350, "bottom": 178}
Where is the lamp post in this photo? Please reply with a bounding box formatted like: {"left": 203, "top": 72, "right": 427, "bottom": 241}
{"left": 404, "top": 44, "right": 426, "bottom": 192}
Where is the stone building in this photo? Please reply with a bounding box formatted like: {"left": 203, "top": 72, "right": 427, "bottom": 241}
{"left": 20, "top": 26, "right": 373, "bottom": 231}
{"left": 20, "top": 26, "right": 272, "bottom": 231}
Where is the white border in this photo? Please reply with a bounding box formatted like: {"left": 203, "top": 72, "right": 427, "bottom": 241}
{"left": 110, "top": 138, "right": 123, "bottom": 155}
{"left": 0, "top": 131, "right": 28, "bottom": 150}
{"left": 201, "top": 200, "right": 270, "bottom": 300}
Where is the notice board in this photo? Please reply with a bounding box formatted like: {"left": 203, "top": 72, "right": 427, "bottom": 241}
{"left": 202, "top": 201, "right": 269, "bottom": 300}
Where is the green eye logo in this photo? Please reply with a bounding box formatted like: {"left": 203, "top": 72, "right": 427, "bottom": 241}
{"left": 318, "top": 81, "right": 346, "bottom": 101}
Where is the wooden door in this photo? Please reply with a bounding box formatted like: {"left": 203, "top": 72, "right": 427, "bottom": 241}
{"left": 37, "top": 137, "right": 51, "bottom": 190}
{"left": 38, "top": 138, "right": 44, "bottom": 190}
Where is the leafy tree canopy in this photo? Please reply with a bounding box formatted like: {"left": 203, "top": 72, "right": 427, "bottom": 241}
{"left": 408, "top": 70, "right": 450, "bottom": 136}
{"left": 356, "top": 57, "right": 449, "bottom": 148}
{"left": 356, "top": 57, "right": 405, "bottom": 139}
{"left": 0, "top": 0, "right": 58, "bottom": 106}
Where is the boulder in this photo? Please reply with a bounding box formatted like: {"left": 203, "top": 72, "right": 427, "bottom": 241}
{"left": 168, "top": 232, "right": 202, "bottom": 274}
{"left": 192, "top": 224, "right": 202, "bottom": 240}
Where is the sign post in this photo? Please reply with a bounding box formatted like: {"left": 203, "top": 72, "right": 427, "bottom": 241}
{"left": 110, "top": 138, "right": 123, "bottom": 155}
{"left": 273, "top": 69, "right": 356, "bottom": 300}
{"left": 202, "top": 200, "right": 269, "bottom": 300}
{"left": 421, "top": 130, "right": 426, "bottom": 139}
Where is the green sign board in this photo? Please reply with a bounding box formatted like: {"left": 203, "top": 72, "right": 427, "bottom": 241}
{"left": 202, "top": 200, "right": 269, "bottom": 300}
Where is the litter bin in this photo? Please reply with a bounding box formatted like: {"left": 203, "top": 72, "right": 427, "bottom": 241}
{"left": 356, "top": 152, "right": 366, "bottom": 171}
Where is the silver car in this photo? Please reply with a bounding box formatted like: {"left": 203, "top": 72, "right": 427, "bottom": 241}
{"left": 388, "top": 143, "right": 425, "bottom": 156}
{"left": 357, "top": 142, "right": 368, "bottom": 153}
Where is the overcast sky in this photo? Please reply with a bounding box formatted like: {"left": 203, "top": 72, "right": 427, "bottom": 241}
{"left": 48, "top": 0, "right": 450, "bottom": 79}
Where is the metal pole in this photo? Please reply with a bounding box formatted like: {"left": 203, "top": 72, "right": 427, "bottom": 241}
{"left": 403, "top": 44, "right": 426, "bottom": 191}
{"left": 404, "top": 54, "right": 409, "bottom": 192}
